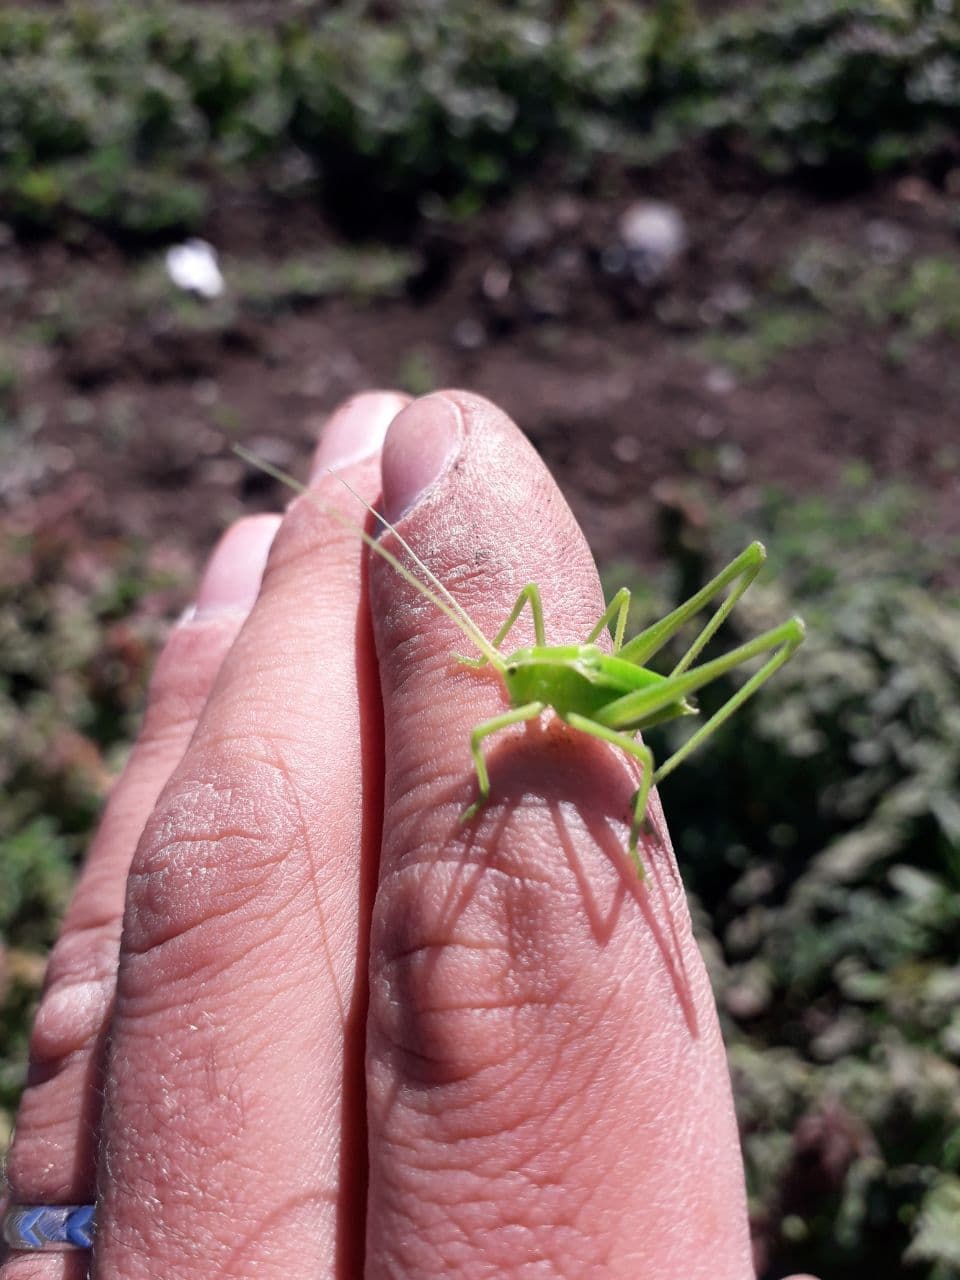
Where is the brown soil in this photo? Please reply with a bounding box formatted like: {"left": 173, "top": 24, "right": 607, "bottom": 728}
{"left": 5, "top": 159, "right": 960, "bottom": 591}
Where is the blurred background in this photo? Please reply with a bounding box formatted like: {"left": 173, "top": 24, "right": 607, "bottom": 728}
{"left": 0, "top": 1, "right": 958, "bottom": 1275}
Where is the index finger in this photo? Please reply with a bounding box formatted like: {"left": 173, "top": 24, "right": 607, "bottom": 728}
{"left": 364, "top": 393, "right": 754, "bottom": 1278}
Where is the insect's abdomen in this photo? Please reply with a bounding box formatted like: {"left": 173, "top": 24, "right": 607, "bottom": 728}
{"left": 504, "top": 647, "right": 635, "bottom": 719}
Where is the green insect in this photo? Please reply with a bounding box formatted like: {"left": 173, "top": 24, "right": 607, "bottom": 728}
{"left": 237, "top": 446, "right": 805, "bottom": 877}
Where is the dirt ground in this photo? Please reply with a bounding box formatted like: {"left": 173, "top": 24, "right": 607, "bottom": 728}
{"left": 5, "top": 155, "right": 959, "bottom": 588}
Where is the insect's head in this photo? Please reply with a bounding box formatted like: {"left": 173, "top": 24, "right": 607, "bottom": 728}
{"left": 501, "top": 650, "right": 536, "bottom": 701}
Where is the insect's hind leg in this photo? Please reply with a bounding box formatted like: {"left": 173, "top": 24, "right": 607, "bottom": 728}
{"left": 456, "top": 584, "right": 545, "bottom": 668}
{"left": 564, "top": 712, "right": 655, "bottom": 879}
{"left": 618, "top": 543, "right": 766, "bottom": 673}
{"left": 460, "top": 701, "right": 546, "bottom": 823}
{"left": 652, "top": 617, "right": 805, "bottom": 787}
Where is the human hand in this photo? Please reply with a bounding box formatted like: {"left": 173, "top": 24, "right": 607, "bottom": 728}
{"left": 2, "top": 391, "right": 819, "bottom": 1278}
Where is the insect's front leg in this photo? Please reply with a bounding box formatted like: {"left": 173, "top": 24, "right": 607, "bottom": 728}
{"left": 455, "top": 584, "right": 545, "bottom": 667}
{"left": 460, "top": 701, "right": 545, "bottom": 823}
{"left": 564, "top": 712, "right": 655, "bottom": 878}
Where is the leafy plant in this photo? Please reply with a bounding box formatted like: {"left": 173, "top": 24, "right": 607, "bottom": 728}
{"left": 2, "top": 0, "right": 959, "bottom": 237}
{"left": 698, "top": 244, "right": 960, "bottom": 381}
{"left": 0, "top": 492, "right": 190, "bottom": 1133}
{"left": 632, "top": 480, "right": 960, "bottom": 1277}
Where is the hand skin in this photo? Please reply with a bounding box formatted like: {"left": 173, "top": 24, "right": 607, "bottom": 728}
{"left": 1, "top": 391, "right": 821, "bottom": 1280}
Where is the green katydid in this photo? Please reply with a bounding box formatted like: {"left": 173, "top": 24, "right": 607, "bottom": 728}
{"left": 236, "top": 445, "right": 805, "bottom": 877}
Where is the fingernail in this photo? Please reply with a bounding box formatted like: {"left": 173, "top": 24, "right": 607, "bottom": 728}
{"left": 382, "top": 395, "right": 462, "bottom": 524}
{"left": 309, "top": 391, "right": 408, "bottom": 481}
{"left": 192, "top": 514, "right": 281, "bottom": 620}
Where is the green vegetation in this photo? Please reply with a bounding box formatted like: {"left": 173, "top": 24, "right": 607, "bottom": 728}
{"left": 619, "top": 477, "right": 960, "bottom": 1278}
{"left": 698, "top": 247, "right": 960, "bottom": 380}
{"left": 790, "top": 243, "right": 960, "bottom": 341}
{"left": 396, "top": 346, "right": 440, "bottom": 397}
{"left": 1, "top": 0, "right": 959, "bottom": 236}
{"left": 794, "top": 246, "right": 960, "bottom": 365}
{"left": 699, "top": 307, "right": 827, "bottom": 380}
{"left": 0, "top": 502, "right": 188, "bottom": 1138}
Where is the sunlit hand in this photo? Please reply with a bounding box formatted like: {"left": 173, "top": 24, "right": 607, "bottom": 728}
{"left": 3, "top": 391, "right": 820, "bottom": 1279}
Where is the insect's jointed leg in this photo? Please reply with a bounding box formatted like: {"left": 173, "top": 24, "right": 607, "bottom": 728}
{"left": 460, "top": 700, "right": 546, "bottom": 823}
{"left": 564, "top": 712, "right": 655, "bottom": 878}
{"left": 584, "top": 587, "right": 632, "bottom": 652}
{"left": 598, "top": 616, "right": 805, "bottom": 781}
{"left": 618, "top": 543, "right": 766, "bottom": 672}
{"left": 456, "top": 585, "right": 545, "bottom": 668}
{"left": 653, "top": 618, "right": 804, "bottom": 785}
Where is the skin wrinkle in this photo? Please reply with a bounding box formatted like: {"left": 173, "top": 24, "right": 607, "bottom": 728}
{"left": 262, "top": 505, "right": 364, "bottom": 584}
{"left": 201, "top": 726, "right": 324, "bottom": 761}
{"left": 28, "top": 981, "right": 111, "bottom": 1067}
{"left": 100, "top": 1147, "right": 338, "bottom": 1275}
{"left": 376, "top": 890, "right": 716, "bottom": 1269}
{"left": 375, "top": 879, "right": 626, "bottom": 1099}
{"left": 406, "top": 994, "right": 612, "bottom": 1144}
{"left": 376, "top": 852, "right": 559, "bottom": 897}
{"left": 376, "top": 885, "right": 537, "bottom": 1003}
{"left": 384, "top": 1037, "right": 558, "bottom": 1133}
{"left": 122, "top": 854, "right": 296, "bottom": 960}
{"left": 117, "top": 914, "right": 306, "bottom": 1029}
{"left": 123, "top": 767, "right": 306, "bottom": 955}
{"left": 36, "top": 922, "right": 122, "bottom": 997}
{"left": 380, "top": 871, "right": 535, "bottom": 956}
{"left": 445, "top": 739, "right": 636, "bottom": 892}
{"left": 400, "top": 1043, "right": 534, "bottom": 1122}
{"left": 547, "top": 793, "right": 701, "bottom": 1033}
{"left": 467, "top": 1216, "right": 592, "bottom": 1267}
{"left": 2, "top": 1261, "right": 87, "bottom": 1280}
{"left": 213, "top": 1189, "right": 337, "bottom": 1279}
{"left": 101, "top": 1050, "right": 274, "bottom": 1226}
{"left": 385, "top": 936, "right": 516, "bottom": 962}
{"left": 117, "top": 896, "right": 317, "bottom": 1013}
{"left": 137, "top": 694, "right": 219, "bottom": 742}
{"left": 381, "top": 794, "right": 569, "bottom": 896}
{"left": 383, "top": 1212, "right": 583, "bottom": 1280}
{"left": 285, "top": 736, "right": 349, "bottom": 1028}
{"left": 139, "top": 627, "right": 227, "bottom": 707}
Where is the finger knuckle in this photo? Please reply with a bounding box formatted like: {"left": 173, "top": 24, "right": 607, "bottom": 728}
{"left": 29, "top": 926, "right": 118, "bottom": 1065}
{"left": 122, "top": 748, "right": 305, "bottom": 978}
{"left": 368, "top": 860, "right": 580, "bottom": 1091}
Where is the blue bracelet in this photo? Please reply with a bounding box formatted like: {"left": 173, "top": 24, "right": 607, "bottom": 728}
{"left": 3, "top": 1204, "right": 95, "bottom": 1251}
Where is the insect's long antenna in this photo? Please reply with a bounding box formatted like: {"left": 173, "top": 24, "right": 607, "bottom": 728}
{"left": 234, "top": 446, "right": 504, "bottom": 668}
{"left": 330, "top": 471, "right": 504, "bottom": 664}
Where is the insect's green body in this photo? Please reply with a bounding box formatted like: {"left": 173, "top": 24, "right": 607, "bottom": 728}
{"left": 453, "top": 557, "right": 804, "bottom": 874}
{"left": 235, "top": 445, "right": 805, "bottom": 878}
{"left": 502, "top": 646, "right": 693, "bottom": 727}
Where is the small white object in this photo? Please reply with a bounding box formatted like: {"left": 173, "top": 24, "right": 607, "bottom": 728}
{"left": 165, "top": 239, "right": 224, "bottom": 299}
{"left": 618, "top": 200, "right": 687, "bottom": 283}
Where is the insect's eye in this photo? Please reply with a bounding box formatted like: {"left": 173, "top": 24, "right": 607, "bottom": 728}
{"left": 507, "top": 665, "right": 517, "bottom": 675}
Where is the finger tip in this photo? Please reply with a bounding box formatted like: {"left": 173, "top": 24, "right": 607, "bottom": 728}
{"left": 381, "top": 393, "right": 465, "bottom": 524}
{"left": 194, "top": 513, "right": 282, "bottom": 619}
{"left": 310, "top": 390, "right": 410, "bottom": 481}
